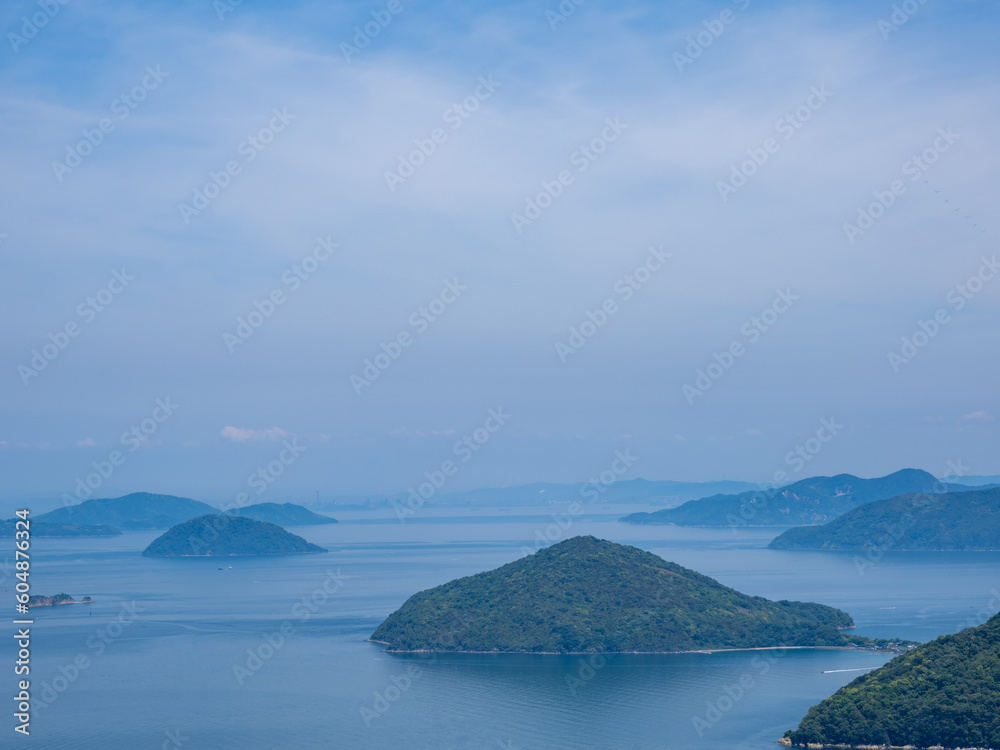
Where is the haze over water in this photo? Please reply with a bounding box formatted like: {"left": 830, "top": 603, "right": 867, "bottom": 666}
{"left": 6, "top": 508, "right": 998, "bottom": 750}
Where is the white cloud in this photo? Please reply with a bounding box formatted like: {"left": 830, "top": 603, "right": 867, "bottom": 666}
{"left": 220, "top": 426, "right": 289, "bottom": 441}
{"left": 962, "top": 410, "right": 992, "bottom": 422}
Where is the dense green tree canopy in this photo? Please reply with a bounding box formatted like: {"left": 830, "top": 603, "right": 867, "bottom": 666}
{"left": 784, "top": 612, "right": 1000, "bottom": 749}
{"left": 371, "top": 536, "right": 893, "bottom": 653}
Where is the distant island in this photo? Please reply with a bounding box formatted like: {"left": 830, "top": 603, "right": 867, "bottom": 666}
{"left": 620, "top": 469, "right": 973, "bottom": 527}
{"left": 37, "top": 492, "right": 217, "bottom": 530}
{"left": 769, "top": 487, "right": 1000, "bottom": 551}
{"left": 142, "top": 515, "right": 327, "bottom": 557}
{"left": 28, "top": 593, "right": 93, "bottom": 608}
{"left": 223, "top": 502, "right": 338, "bottom": 526}
{"left": 782, "top": 612, "right": 1000, "bottom": 749}
{"left": 371, "top": 536, "right": 910, "bottom": 654}
{"left": 320, "top": 478, "right": 764, "bottom": 510}
{"left": 0, "top": 519, "right": 121, "bottom": 537}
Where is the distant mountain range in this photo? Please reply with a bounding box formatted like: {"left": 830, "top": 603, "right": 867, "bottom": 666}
{"left": 323, "top": 478, "right": 763, "bottom": 510}
{"left": 769, "top": 487, "right": 1000, "bottom": 551}
{"left": 371, "top": 536, "right": 911, "bottom": 654}
{"left": 941, "top": 474, "right": 1000, "bottom": 487}
{"left": 782, "top": 611, "right": 1000, "bottom": 749}
{"left": 620, "top": 469, "right": 980, "bottom": 527}
{"left": 36, "top": 492, "right": 216, "bottom": 530}
{"left": 142, "top": 515, "right": 327, "bottom": 557}
{"left": 223, "top": 502, "right": 337, "bottom": 526}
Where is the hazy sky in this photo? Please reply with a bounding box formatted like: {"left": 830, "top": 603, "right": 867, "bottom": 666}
{"left": 1, "top": 0, "right": 997, "bottom": 505}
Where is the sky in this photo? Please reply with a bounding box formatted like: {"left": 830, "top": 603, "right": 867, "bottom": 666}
{"left": 1, "top": 0, "right": 997, "bottom": 507}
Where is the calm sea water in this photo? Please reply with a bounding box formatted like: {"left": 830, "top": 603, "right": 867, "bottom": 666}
{"left": 4, "top": 506, "right": 999, "bottom": 749}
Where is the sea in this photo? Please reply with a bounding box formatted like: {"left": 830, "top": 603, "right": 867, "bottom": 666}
{"left": 4, "top": 505, "right": 999, "bottom": 750}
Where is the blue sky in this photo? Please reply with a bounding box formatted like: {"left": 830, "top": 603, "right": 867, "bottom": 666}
{"left": 1, "top": 0, "right": 997, "bottom": 505}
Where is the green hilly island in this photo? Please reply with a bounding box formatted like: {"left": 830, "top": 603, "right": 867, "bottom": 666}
{"left": 142, "top": 515, "right": 327, "bottom": 557}
{"left": 371, "top": 536, "right": 906, "bottom": 654}
{"left": 770, "top": 487, "right": 1000, "bottom": 551}
{"left": 37, "top": 492, "right": 217, "bottom": 530}
{"left": 783, "top": 612, "right": 1000, "bottom": 749}
{"left": 222, "top": 502, "right": 338, "bottom": 525}
{"left": 621, "top": 469, "right": 972, "bottom": 527}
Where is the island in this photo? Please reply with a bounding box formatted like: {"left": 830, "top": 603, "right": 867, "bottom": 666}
{"left": 370, "top": 536, "right": 907, "bottom": 653}
{"left": 620, "top": 469, "right": 972, "bottom": 527}
{"left": 222, "top": 502, "right": 338, "bottom": 526}
{"left": 0, "top": 519, "right": 121, "bottom": 537}
{"left": 36, "top": 492, "right": 218, "bottom": 530}
{"left": 28, "top": 594, "right": 94, "bottom": 608}
{"left": 769, "top": 486, "right": 1000, "bottom": 550}
{"left": 782, "top": 612, "right": 1000, "bottom": 749}
{"left": 141, "top": 514, "right": 327, "bottom": 557}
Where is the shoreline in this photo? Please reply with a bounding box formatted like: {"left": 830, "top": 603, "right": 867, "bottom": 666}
{"left": 29, "top": 597, "right": 93, "bottom": 609}
{"left": 778, "top": 740, "right": 998, "bottom": 750}
{"left": 368, "top": 641, "right": 908, "bottom": 656}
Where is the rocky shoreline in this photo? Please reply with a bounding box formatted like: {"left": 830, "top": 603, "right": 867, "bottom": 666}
{"left": 28, "top": 594, "right": 93, "bottom": 608}
{"left": 778, "top": 737, "right": 997, "bottom": 749}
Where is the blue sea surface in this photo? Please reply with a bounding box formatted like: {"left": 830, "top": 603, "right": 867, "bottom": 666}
{"left": 4, "top": 507, "right": 999, "bottom": 749}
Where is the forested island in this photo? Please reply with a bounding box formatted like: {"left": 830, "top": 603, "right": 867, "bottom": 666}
{"left": 782, "top": 612, "right": 1000, "bottom": 749}
{"left": 620, "top": 469, "right": 970, "bottom": 527}
{"left": 371, "top": 536, "right": 907, "bottom": 653}
{"left": 769, "top": 487, "right": 1000, "bottom": 550}
{"left": 37, "top": 492, "right": 217, "bottom": 530}
{"left": 223, "top": 502, "right": 338, "bottom": 525}
{"left": 142, "top": 514, "right": 327, "bottom": 557}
